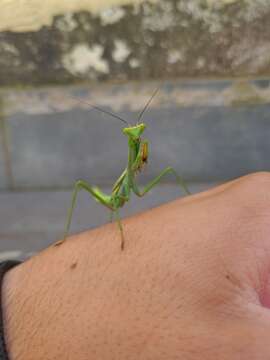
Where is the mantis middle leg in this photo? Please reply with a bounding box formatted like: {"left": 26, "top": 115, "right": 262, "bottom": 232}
{"left": 63, "top": 180, "right": 113, "bottom": 241}
{"left": 132, "top": 166, "right": 190, "bottom": 197}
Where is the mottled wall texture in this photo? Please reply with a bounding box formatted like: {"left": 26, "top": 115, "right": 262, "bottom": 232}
{"left": 0, "top": 0, "right": 270, "bottom": 85}
{"left": 1, "top": 0, "right": 270, "bottom": 191}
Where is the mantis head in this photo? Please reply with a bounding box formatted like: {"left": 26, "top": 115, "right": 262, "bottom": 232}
{"left": 122, "top": 123, "right": 146, "bottom": 139}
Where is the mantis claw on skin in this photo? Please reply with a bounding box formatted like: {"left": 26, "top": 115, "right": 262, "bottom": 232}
{"left": 56, "top": 88, "right": 190, "bottom": 250}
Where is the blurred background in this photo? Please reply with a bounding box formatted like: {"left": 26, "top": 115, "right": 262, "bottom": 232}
{"left": 1, "top": 0, "right": 270, "bottom": 260}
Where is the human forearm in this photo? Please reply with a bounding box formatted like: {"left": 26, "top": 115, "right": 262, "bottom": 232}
{"left": 2, "top": 173, "right": 270, "bottom": 359}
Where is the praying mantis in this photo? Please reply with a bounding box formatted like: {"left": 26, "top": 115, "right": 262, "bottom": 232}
{"left": 57, "top": 88, "right": 190, "bottom": 250}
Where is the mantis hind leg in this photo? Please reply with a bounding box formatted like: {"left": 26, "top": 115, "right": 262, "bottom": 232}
{"left": 108, "top": 210, "right": 125, "bottom": 250}
{"left": 109, "top": 211, "right": 114, "bottom": 223}
{"left": 133, "top": 166, "right": 190, "bottom": 197}
{"left": 55, "top": 180, "right": 113, "bottom": 246}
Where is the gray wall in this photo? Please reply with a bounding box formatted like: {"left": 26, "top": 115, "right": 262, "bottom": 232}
{"left": 0, "top": 79, "right": 270, "bottom": 190}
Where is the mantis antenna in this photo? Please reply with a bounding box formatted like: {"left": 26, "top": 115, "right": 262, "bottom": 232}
{"left": 68, "top": 87, "right": 160, "bottom": 126}
{"left": 68, "top": 95, "right": 129, "bottom": 126}
{"left": 137, "top": 87, "right": 159, "bottom": 122}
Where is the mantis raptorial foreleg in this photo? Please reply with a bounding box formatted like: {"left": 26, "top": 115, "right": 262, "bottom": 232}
{"left": 133, "top": 166, "right": 191, "bottom": 197}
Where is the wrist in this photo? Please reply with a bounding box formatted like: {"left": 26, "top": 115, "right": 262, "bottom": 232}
{"left": 2, "top": 261, "right": 24, "bottom": 360}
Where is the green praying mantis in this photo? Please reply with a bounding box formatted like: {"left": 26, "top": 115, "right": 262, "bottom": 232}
{"left": 56, "top": 88, "right": 190, "bottom": 250}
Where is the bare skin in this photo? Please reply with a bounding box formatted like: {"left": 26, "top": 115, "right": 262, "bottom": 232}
{"left": 3, "top": 172, "right": 270, "bottom": 359}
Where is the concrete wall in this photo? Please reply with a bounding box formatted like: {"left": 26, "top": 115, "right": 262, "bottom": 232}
{"left": 1, "top": 0, "right": 270, "bottom": 85}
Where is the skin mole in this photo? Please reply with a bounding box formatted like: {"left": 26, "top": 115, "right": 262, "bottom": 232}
{"left": 70, "top": 262, "right": 78, "bottom": 269}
